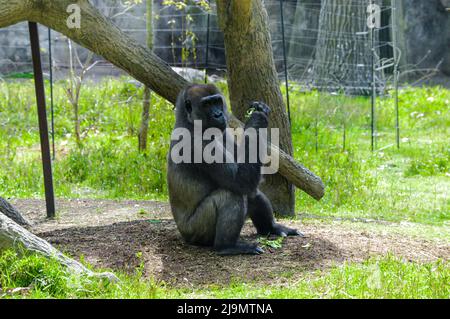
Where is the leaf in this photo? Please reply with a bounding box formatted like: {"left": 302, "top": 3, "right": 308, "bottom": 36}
{"left": 257, "top": 236, "right": 285, "bottom": 249}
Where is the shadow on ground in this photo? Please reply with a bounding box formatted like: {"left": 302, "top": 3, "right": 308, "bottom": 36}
{"left": 13, "top": 198, "right": 449, "bottom": 287}
{"left": 38, "top": 220, "right": 342, "bottom": 286}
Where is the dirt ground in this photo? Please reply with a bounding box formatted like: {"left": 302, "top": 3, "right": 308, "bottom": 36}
{"left": 11, "top": 198, "right": 450, "bottom": 287}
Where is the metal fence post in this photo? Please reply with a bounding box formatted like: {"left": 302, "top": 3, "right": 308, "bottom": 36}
{"left": 29, "top": 22, "right": 56, "bottom": 218}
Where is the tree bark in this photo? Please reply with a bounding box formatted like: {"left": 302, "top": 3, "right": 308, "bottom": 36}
{"left": 0, "top": 0, "right": 324, "bottom": 201}
{"left": 0, "top": 197, "right": 30, "bottom": 227}
{"left": 0, "top": 201, "right": 117, "bottom": 281}
{"left": 138, "top": 0, "right": 153, "bottom": 152}
{"left": 139, "top": 87, "right": 151, "bottom": 151}
{"left": 216, "top": 0, "right": 295, "bottom": 216}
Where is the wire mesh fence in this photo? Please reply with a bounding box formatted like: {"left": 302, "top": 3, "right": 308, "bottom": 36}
{"left": 0, "top": 1, "right": 398, "bottom": 86}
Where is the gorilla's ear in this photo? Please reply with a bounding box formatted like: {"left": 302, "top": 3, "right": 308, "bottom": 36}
{"left": 185, "top": 99, "right": 192, "bottom": 113}
{"left": 183, "top": 88, "right": 193, "bottom": 113}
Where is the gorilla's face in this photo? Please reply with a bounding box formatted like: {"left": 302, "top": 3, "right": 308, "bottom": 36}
{"left": 198, "top": 94, "right": 227, "bottom": 130}
{"left": 184, "top": 85, "right": 228, "bottom": 131}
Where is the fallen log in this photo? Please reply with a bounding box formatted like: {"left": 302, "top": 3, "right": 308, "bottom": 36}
{"left": 0, "top": 197, "right": 30, "bottom": 227}
{"left": 0, "top": 204, "right": 117, "bottom": 281}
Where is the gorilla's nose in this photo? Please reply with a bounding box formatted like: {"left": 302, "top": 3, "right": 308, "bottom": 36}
{"left": 213, "top": 111, "right": 223, "bottom": 119}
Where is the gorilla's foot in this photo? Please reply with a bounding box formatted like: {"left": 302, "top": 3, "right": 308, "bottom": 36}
{"left": 263, "top": 223, "right": 305, "bottom": 238}
{"left": 216, "top": 242, "right": 264, "bottom": 256}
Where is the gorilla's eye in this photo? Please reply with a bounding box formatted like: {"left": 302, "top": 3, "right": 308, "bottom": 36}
{"left": 201, "top": 94, "right": 222, "bottom": 108}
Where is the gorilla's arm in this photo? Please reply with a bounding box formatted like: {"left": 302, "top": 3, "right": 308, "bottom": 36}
{"left": 197, "top": 110, "right": 269, "bottom": 195}
{"left": 200, "top": 160, "right": 261, "bottom": 195}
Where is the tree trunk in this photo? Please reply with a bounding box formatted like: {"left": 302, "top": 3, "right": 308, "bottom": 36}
{"left": 74, "top": 99, "right": 81, "bottom": 145}
{"left": 313, "top": 0, "right": 380, "bottom": 95}
{"left": 0, "top": 200, "right": 117, "bottom": 281}
{"left": 0, "top": 0, "right": 324, "bottom": 201}
{"left": 138, "top": 0, "right": 153, "bottom": 152}
{"left": 216, "top": 0, "right": 295, "bottom": 216}
{"left": 139, "top": 87, "right": 151, "bottom": 152}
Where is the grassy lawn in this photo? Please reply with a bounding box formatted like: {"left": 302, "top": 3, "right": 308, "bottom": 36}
{"left": 1, "top": 250, "right": 448, "bottom": 299}
{"left": 1, "top": 79, "right": 448, "bottom": 224}
{"left": 0, "top": 78, "right": 448, "bottom": 298}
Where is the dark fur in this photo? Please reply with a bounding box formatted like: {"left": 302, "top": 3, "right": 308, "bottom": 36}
{"left": 167, "top": 84, "right": 301, "bottom": 255}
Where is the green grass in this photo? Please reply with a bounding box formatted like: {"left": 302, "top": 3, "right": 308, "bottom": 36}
{"left": 0, "top": 78, "right": 448, "bottom": 299}
{"left": 0, "top": 250, "right": 448, "bottom": 299}
{"left": 1, "top": 78, "right": 448, "bottom": 224}
{"left": 196, "top": 256, "right": 449, "bottom": 299}
{"left": 300, "top": 219, "right": 450, "bottom": 243}
{"left": 286, "top": 85, "right": 450, "bottom": 225}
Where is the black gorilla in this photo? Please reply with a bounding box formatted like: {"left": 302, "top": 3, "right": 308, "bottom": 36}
{"left": 167, "top": 84, "right": 301, "bottom": 255}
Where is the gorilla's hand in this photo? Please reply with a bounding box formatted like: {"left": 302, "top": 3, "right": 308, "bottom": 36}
{"left": 250, "top": 101, "right": 271, "bottom": 116}
{"left": 245, "top": 102, "right": 270, "bottom": 129}
{"left": 266, "top": 223, "right": 304, "bottom": 238}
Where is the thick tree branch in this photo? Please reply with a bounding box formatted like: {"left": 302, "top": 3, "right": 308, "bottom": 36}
{"left": 0, "top": 0, "right": 29, "bottom": 28}
{"left": 25, "top": 0, "right": 187, "bottom": 104}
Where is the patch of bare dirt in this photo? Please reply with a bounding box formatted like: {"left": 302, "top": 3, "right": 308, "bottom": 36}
{"left": 11, "top": 199, "right": 450, "bottom": 287}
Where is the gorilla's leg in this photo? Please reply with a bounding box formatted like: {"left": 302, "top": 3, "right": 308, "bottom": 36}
{"left": 183, "top": 189, "right": 263, "bottom": 255}
{"left": 248, "top": 190, "right": 303, "bottom": 237}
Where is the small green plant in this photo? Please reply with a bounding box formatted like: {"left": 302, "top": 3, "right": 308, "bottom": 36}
{"left": 257, "top": 236, "right": 285, "bottom": 249}
{"left": 138, "top": 209, "right": 149, "bottom": 216}
{"left": 162, "top": 0, "right": 210, "bottom": 67}
{"left": 135, "top": 251, "right": 145, "bottom": 277}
